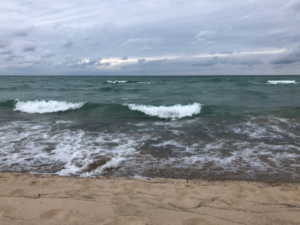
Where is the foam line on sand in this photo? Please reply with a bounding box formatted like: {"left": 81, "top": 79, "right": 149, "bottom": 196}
{"left": 0, "top": 173, "right": 300, "bottom": 225}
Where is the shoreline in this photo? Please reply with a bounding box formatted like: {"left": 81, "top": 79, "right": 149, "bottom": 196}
{"left": 3, "top": 169, "right": 299, "bottom": 184}
{"left": 1, "top": 173, "right": 300, "bottom": 225}
{"left": 8, "top": 171, "right": 300, "bottom": 184}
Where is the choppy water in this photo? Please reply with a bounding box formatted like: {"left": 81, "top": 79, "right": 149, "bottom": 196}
{"left": 0, "top": 76, "right": 299, "bottom": 182}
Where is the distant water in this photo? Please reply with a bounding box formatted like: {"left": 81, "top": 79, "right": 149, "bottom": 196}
{"left": 0, "top": 76, "right": 299, "bottom": 182}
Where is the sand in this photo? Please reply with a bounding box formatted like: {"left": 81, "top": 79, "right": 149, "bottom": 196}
{"left": 0, "top": 173, "right": 300, "bottom": 225}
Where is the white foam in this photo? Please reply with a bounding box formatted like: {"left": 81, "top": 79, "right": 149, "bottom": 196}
{"left": 80, "top": 157, "right": 125, "bottom": 177}
{"left": 1, "top": 116, "right": 300, "bottom": 180}
{"left": 151, "top": 140, "right": 185, "bottom": 148}
{"left": 107, "top": 80, "right": 127, "bottom": 84}
{"left": 107, "top": 80, "right": 150, "bottom": 84}
{"left": 14, "top": 100, "right": 85, "bottom": 114}
{"left": 267, "top": 80, "right": 297, "bottom": 84}
{"left": 0, "top": 121, "right": 149, "bottom": 177}
{"left": 127, "top": 103, "right": 201, "bottom": 120}
{"left": 55, "top": 134, "right": 144, "bottom": 177}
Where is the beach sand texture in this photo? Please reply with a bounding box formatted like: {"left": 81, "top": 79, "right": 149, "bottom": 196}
{"left": 0, "top": 173, "right": 300, "bottom": 225}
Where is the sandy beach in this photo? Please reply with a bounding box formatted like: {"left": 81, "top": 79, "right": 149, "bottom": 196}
{"left": 0, "top": 173, "right": 299, "bottom": 225}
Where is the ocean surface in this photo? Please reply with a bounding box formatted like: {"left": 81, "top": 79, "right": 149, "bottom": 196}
{"left": 0, "top": 76, "right": 299, "bottom": 182}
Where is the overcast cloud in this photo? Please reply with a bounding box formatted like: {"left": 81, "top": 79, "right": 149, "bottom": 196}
{"left": 0, "top": 0, "right": 300, "bottom": 75}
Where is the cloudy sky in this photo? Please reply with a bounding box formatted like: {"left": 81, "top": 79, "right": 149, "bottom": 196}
{"left": 0, "top": 0, "right": 300, "bottom": 75}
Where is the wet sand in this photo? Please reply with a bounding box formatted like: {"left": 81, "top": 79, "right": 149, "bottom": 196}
{"left": 0, "top": 173, "right": 300, "bottom": 225}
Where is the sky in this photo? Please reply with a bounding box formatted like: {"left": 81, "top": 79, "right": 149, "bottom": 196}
{"left": 0, "top": 0, "right": 300, "bottom": 75}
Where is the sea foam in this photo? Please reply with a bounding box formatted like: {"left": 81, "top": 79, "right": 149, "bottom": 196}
{"left": 106, "top": 80, "right": 150, "bottom": 84}
{"left": 127, "top": 103, "right": 201, "bottom": 119}
{"left": 267, "top": 80, "right": 297, "bottom": 84}
{"left": 14, "top": 100, "right": 85, "bottom": 114}
{"left": 107, "top": 80, "right": 127, "bottom": 84}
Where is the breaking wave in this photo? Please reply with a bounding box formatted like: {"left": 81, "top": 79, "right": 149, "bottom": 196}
{"left": 106, "top": 80, "right": 150, "bottom": 84}
{"left": 106, "top": 80, "right": 127, "bottom": 84}
{"left": 127, "top": 103, "right": 201, "bottom": 119}
{"left": 14, "top": 100, "right": 85, "bottom": 114}
{"left": 267, "top": 80, "right": 297, "bottom": 84}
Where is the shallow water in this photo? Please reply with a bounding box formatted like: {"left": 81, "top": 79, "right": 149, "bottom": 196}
{"left": 0, "top": 76, "right": 299, "bottom": 182}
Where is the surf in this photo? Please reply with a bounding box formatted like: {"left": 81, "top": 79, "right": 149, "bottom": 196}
{"left": 267, "top": 80, "right": 297, "bottom": 84}
{"left": 14, "top": 99, "right": 85, "bottom": 114}
{"left": 126, "top": 103, "right": 202, "bottom": 120}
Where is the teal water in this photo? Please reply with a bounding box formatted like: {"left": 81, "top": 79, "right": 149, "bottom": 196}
{"left": 0, "top": 76, "right": 299, "bottom": 182}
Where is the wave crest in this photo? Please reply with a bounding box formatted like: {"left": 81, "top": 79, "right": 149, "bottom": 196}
{"left": 127, "top": 103, "right": 201, "bottom": 119}
{"left": 267, "top": 80, "right": 297, "bottom": 84}
{"left": 14, "top": 100, "right": 85, "bottom": 114}
{"left": 106, "top": 80, "right": 127, "bottom": 84}
{"left": 106, "top": 80, "right": 150, "bottom": 84}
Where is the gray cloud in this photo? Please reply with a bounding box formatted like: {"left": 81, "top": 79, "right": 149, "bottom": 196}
{"left": 0, "top": 38, "right": 10, "bottom": 49}
{"left": 122, "top": 38, "right": 160, "bottom": 45}
{"left": 287, "top": 0, "right": 300, "bottom": 11}
{"left": 270, "top": 47, "right": 300, "bottom": 64}
{"left": 193, "top": 57, "right": 263, "bottom": 67}
{"left": 41, "top": 50, "right": 55, "bottom": 58}
{"left": 62, "top": 40, "right": 73, "bottom": 48}
{"left": 138, "top": 46, "right": 151, "bottom": 52}
{"left": 138, "top": 58, "right": 167, "bottom": 67}
{"left": 23, "top": 46, "right": 36, "bottom": 52}
{"left": 211, "top": 50, "right": 234, "bottom": 55}
{"left": 12, "top": 27, "right": 32, "bottom": 37}
{"left": 138, "top": 58, "right": 146, "bottom": 63}
{"left": 142, "top": 58, "right": 168, "bottom": 67}
{"left": 0, "top": 0, "right": 299, "bottom": 75}
{"left": 195, "top": 30, "right": 216, "bottom": 44}
{"left": 0, "top": 49, "right": 13, "bottom": 55}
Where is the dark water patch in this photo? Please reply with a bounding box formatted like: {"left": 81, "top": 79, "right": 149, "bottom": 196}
{"left": 0, "top": 100, "right": 15, "bottom": 108}
{"left": 98, "top": 87, "right": 116, "bottom": 92}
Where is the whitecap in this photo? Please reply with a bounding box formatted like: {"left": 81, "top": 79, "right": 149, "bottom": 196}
{"left": 14, "top": 99, "right": 85, "bottom": 114}
{"left": 107, "top": 80, "right": 127, "bottom": 84}
{"left": 267, "top": 80, "right": 297, "bottom": 84}
{"left": 127, "top": 103, "right": 201, "bottom": 119}
{"left": 137, "top": 82, "right": 151, "bottom": 84}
